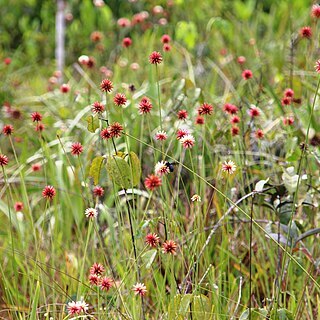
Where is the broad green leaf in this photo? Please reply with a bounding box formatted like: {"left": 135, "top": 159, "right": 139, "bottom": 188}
{"left": 270, "top": 308, "right": 294, "bottom": 320}
{"left": 179, "top": 294, "right": 193, "bottom": 315}
{"left": 106, "top": 156, "right": 132, "bottom": 189}
{"left": 141, "top": 249, "right": 157, "bottom": 269}
{"left": 89, "top": 156, "right": 105, "bottom": 185}
{"left": 193, "top": 294, "right": 212, "bottom": 320}
{"left": 128, "top": 151, "right": 141, "bottom": 187}
{"left": 85, "top": 115, "right": 99, "bottom": 133}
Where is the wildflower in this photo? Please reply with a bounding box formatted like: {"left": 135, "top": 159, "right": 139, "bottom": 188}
{"left": 93, "top": 186, "right": 104, "bottom": 197}
{"left": 281, "top": 97, "right": 292, "bottom": 106}
{"left": 100, "top": 79, "right": 113, "bottom": 93}
{"left": 191, "top": 194, "right": 201, "bottom": 202}
{"left": 230, "top": 115, "right": 240, "bottom": 124}
{"left": 0, "top": 154, "right": 9, "bottom": 167}
{"left": 155, "top": 161, "right": 170, "bottom": 176}
{"left": 237, "top": 56, "right": 246, "bottom": 64}
{"left": 284, "top": 88, "right": 294, "bottom": 98}
{"left": 92, "top": 101, "right": 105, "bottom": 114}
{"left": 283, "top": 116, "right": 294, "bottom": 126}
{"left": 138, "top": 97, "right": 153, "bottom": 114}
{"left": 78, "top": 55, "right": 90, "bottom": 65}
{"left": 311, "top": 4, "right": 320, "bottom": 18}
{"left": 70, "top": 142, "right": 83, "bottom": 156}
{"left": 242, "top": 69, "right": 253, "bottom": 80}
{"left": 177, "top": 110, "right": 188, "bottom": 120}
{"left": 90, "top": 262, "right": 105, "bottom": 276}
{"left": 162, "top": 240, "right": 177, "bottom": 255}
{"left": 198, "top": 103, "right": 213, "bottom": 116}
{"left": 32, "top": 163, "right": 41, "bottom": 171}
{"left": 2, "top": 124, "right": 14, "bottom": 135}
{"left": 144, "top": 174, "right": 162, "bottom": 191}
{"left": 163, "top": 44, "right": 171, "bottom": 52}
{"left": 11, "top": 109, "right": 21, "bottom": 120}
{"left": 300, "top": 26, "right": 312, "bottom": 38}
{"left": 145, "top": 233, "right": 160, "bottom": 247}
{"left": 149, "top": 51, "right": 163, "bottom": 65}
{"left": 249, "top": 106, "right": 260, "bottom": 117}
{"left": 132, "top": 283, "right": 147, "bottom": 296}
{"left": 100, "top": 277, "right": 113, "bottom": 291}
{"left": 67, "top": 301, "right": 81, "bottom": 315}
{"left": 122, "top": 37, "right": 132, "bottom": 48}
{"left": 114, "top": 93, "right": 127, "bottom": 107}
{"left": 90, "top": 31, "right": 103, "bottom": 42}
{"left": 77, "top": 300, "right": 89, "bottom": 313}
{"left": 161, "top": 34, "right": 171, "bottom": 43}
{"left": 130, "top": 63, "right": 140, "bottom": 71}
{"left": 35, "top": 123, "right": 45, "bottom": 132}
{"left": 231, "top": 126, "right": 240, "bottom": 136}
{"left": 60, "top": 84, "right": 70, "bottom": 93}
{"left": 155, "top": 130, "right": 167, "bottom": 141}
{"left": 117, "top": 17, "right": 131, "bottom": 28}
{"left": 223, "top": 103, "right": 238, "bottom": 115}
{"left": 86, "top": 56, "right": 95, "bottom": 68}
{"left": 14, "top": 202, "right": 23, "bottom": 212}
{"left": 109, "top": 122, "right": 123, "bottom": 138}
{"left": 89, "top": 274, "right": 100, "bottom": 286}
{"left": 100, "top": 128, "right": 112, "bottom": 140}
{"left": 314, "top": 59, "right": 320, "bottom": 73}
{"left": 255, "top": 129, "right": 264, "bottom": 139}
{"left": 42, "top": 186, "right": 56, "bottom": 200}
{"left": 222, "top": 160, "right": 237, "bottom": 174}
{"left": 4, "top": 57, "right": 11, "bottom": 65}
{"left": 176, "top": 128, "right": 189, "bottom": 140}
{"left": 195, "top": 116, "right": 205, "bottom": 125}
{"left": 85, "top": 208, "right": 98, "bottom": 219}
{"left": 180, "top": 134, "right": 195, "bottom": 149}
{"left": 31, "top": 112, "right": 42, "bottom": 122}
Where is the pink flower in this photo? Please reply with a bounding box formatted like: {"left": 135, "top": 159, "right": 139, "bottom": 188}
{"left": 132, "top": 283, "right": 147, "bottom": 296}
{"left": 138, "top": 97, "right": 153, "bottom": 114}
{"left": 113, "top": 93, "right": 127, "bottom": 106}
{"left": 283, "top": 116, "right": 294, "bottom": 126}
{"left": 145, "top": 233, "right": 160, "bottom": 247}
{"left": 222, "top": 160, "right": 237, "bottom": 174}
{"left": 90, "top": 262, "right": 105, "bottom": 276}
{"left": 93, "top": 186, "right": 104, "bottom": 197}
{"left": 32, "top": 163, "right": 41, "bottom": 172}
{"left": 223, "top": 103, "right": 238, "bottom": 115}
{"left": 195, "top": 116, "right": 205, "bottom": 125}
{"left": 100, "top": 79, "right": 113, "bottom": 93}
{"left": 42, "top": 186, "right": 56, "bottom": 200}
{"left": 237, "top": 56, "right": 246, "bottom": 64}
{"left": 67, "top": 301, "right": 81, "bottom": 315}
{"left": 92, "top": 101, "right": 105, "bottom": 113}
{"left": 163, "top": 44, "right": 171, "bottom": 52}
{"left": 155, "top": 130, "right": 167, "bottom": 141}
{"left": 231, "top": 126, "right": 240, "bottom": 136}
{"left": 162, "top": 240, "right": 177, "bottom": 255}
{"left": 31, "top": 112, "right": 42, "bottom": 122}
{"left": 0, "top": 154, "right": 9, "bottom": 166}
{"left": 14, "top": 202, "right": 23, "bottom": 212}
{"left": 314, "top": 59, "right": 320, "bottom": 73}
{"left": 100, "top": 277, "right": 113, "bottom": 291}
{"left": 89, "top": 274, "right": 100, "bottom": 286}
{"left": 249, "top": 106, "right": 260, "bottom": 117}
{"left": 242, "top": 69, "right": 253, "bottom": 80}
{"left": 71, "top": 142, "right": 83, "bottom": 156}
{"left": 117, "top": 17, "right": 131, "bottom": 28}
{"left": 60, "top": 84, "right": 70, "bottom": 93}
{"left": 198, "top": 103, "right": 213, "bottom": 116}
{"left": 144, "top": 174, "right": 162, "bottom": 191}
{"left": 255, "top": 129, "right": 264, "bottom": 139}
{"left": 149, "top": 51, "right": 163, "bottom": 65}
{"left": 284, "top": 88, "right": 294, "bottom": 98}
{"left": 4, "top": 57, "right": 11, "bottom": 65}
{"left": 180, "top": 134, "right": 195, "bottom": 149}
{"left": 2, "top": 124, "right": 14, "bottom": 135}
{"left": 230, "top": 115, "right": 240, "bottom": 124}
{"left": 100, "top": 128, "right": 112, "bottom": 140}
{"left": 85, "top": 208, "right": 98, "bottom": 219}
{"left": 122, "top": 37, "right": 132, "bottom": 48}
{"left": 311, "top": 4, "right": 320, "bottom": 18}
{"left": 281, "top": 96, "right": 292, "bottom": 106}
{"left": 155, "top": 161, "right": 170, "bottom": 176}
{"left": 35, "top": 123, "right": 45, "bottom": 132}
{"left": 300, "top": 26, "right": 312, "bottom": 38}
{"left": 177, "top": 110, "right": 188, "bottom": 120}
{"left": 90, "top": 31, "right": 103, "bottom": 42}
{"left": 176, "top": 128, "right": 189, "bottom": 140}
{"left": 161, "top": 34, "right": 171, "bottom": 43}
{"left": 108, "top": 122, "right": 123, "bottom": 138}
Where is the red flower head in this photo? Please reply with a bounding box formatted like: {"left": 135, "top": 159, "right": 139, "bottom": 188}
{"left": 198, "top": 103, "right": 213, "bottom": 116}
{"left": 300, "top": 26, "right": 312, "bottom": 38}
{"left": 230, "top": 115, "right": 240, "bottom": 124}
{"left": 89, "top": 274, "right": 100, "bottom": 286}
{"left": 100, "top": 128, "right": 112, "bottom": 140}
{"left": 31, "top": 112, "right": 42, "bottom": 122}
{"left": 14, "top": 202, "right": 23, "bottom": 212}
{"left": 231, "top": 126, "right": 240, "bottom": 136}
{"left": 32, "top": 163, "right": 41, "bottom": 172}
{"left": 60, "top": 84, "right": 70, "bottom": 93}
{"left": 237, "top": 56, "right": 246, "bottom": 64}
{"left": 284, "top": 88, "right": 294, "bottom": 98}
{"left": 92, "top": 101, "right": 105, "bottom": 114}
{"left": 195, "top": 116, "right": 205, "bottom": 125}
{"left": 161, "top": 34, "right": 171, "bottom": 44}
{"left": 93, "top": 186, "right": 104, "bottom": 197}
{"left": 2, "top": 124, "right": 14, "bottom": 136}
{"left": 117, "top": 17, "right": 131, "bottom": 28}
{"left": 100, "top": 79, "right": 113, "bottom": 93}
{"left": 176, "top": 128, "right": 189, "bottom": 140}
{"left": 311, "top": 4, "right": 320, "bottom": 18}
{"left": 255, "top": 129, "right": 264, "bottom": 139}
{"left": 149, "top": 51, "right": 163, "bottom": 65}
{"left": 180, "top": 134, "right": 195, "bottom": 149}
{"left": 281, "top": 97, "right": 292, "bottom": 106}
{"left": 0, "top": 154, "right": 9, "bottom": 166}
{"left": 223, "top": 103, "right": 238, "bottom": 115}
{"left": 35, "top": 123, "right": 45, "bottom": 132}
{"left": 138, "top": 97, "right": 153, "bottom": 114}
{"left": 42, "top": 185, "right": 56, "bottom": 200}
{"left": 314, "top": 59, "right": 320, "bottom": 73}
{"left": 144, "top": 174, "right": 162, "bottom": 191}
{"left": 177, "top": 109, "right": 188, "bottom": 120}
{"left": 90, "top": 262, "right": 105, "bottom": 276}
{"left": 67, "top": 301, "right": 81, "bottom": 316}
{"left": 283, "top": 116, "right": 294, "bottom": 126}
{"left": 90, "top": 31, "right": 103, "bottom": 42}
{"left": 100, "top": 277, "right": 113, "bottom": 291}
{"left": 132, "top": 283, "right": 147, "bottom": 296}
{"left": 242, "top": 69, "right": 253, "bottom": 80}
{"left": 163, "top": 44, "right": 171, "bottom": 52}
{"left": 249, "top": 106, "right": 260, "bottom": 117}
{"left": 155, "top": 130, "right": 167, "bottom": 141}
{"left": 71, "top": 142, "right": 83, "bottom": 156}
{"left": 86, "top": 56, "right": 96, "bottom": 68}
{"left": 145, "top": 233, "right": 160, "bottom": 247}
{"left": 109, "top": 122, "right": 123, "bottom": 138}
{"left": 162, "top": 239, "right": 177, "bottom": 255}
{"left": 122, "top": 37, "right": 132, "bottom": 48}
{"left": 4, "top": 57, "right": 11, "bottom": 65}
{"left": 114, "top": 93, "right": 127, "bottom": 106}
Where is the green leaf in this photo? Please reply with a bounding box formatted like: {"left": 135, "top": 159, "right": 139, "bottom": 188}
{"left": 141, "top": 249, "right": 157, "bottom": 269}
{"left": 270, "top": 308, "right": 294, "bottom": 320}
{"left": 89, "top": 156, "right": 105, "bottom": 185}
{"left": 176, "top": 21, "right": 198, "bottom": 50}
{"left": 179, "top": 294, "right": 193, "bottom": 315}
{"left": 240, "top": 308, "right": 268, "bottom": 319}
{"left": 128, "top": 151, "right": 141, "bottom": 187}
{"left": 85, "top": 115, "right": 99, "bottom": 133}
{"left": 30, "top": 281, "right": 40, "bottom": 320}
{"left": 193, "top": 295, "right": 212, "bottom": 320}
{"left": 106, "top": 155, "right": 132, "bottom": 190}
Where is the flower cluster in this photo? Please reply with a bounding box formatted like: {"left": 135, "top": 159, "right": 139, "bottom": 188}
{"left": 67, "top": 300, "right": 89, "bottom": 316}
{"left": 100, "top": 122, "right": 123, "bottom": 140}
{"left": 88, "top": 262, "right": 113, "bottom": 292}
